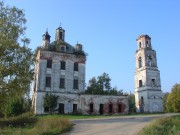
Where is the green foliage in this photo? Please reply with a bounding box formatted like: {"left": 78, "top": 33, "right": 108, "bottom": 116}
{"left": 0, "top": 112, "right": 36, "bottom": 128}
{"left": 2, "top": 97, "right": 31, "bottom": 117}
{"left": 139, "top": 115, "right": 180, "bottom": 135}
{"left": 162, "top": 92, "right": 169, "bottom": 112}
{"left": 85, "top": 72, "right": 123, "bottom": 95}
{"left": 0, "top": 1, "right": 33, "bottom": 117}
{"left": 166, "top": 84, "right": 180, "bottom": 112}
{"left": 128, "top": 93, "right": 136, "bottom": 113}
{"left": 44, "top": 93, "right": 59, "bottom": 113}
{"left": 0, "top": 113, "right": 72, "bottom": 135}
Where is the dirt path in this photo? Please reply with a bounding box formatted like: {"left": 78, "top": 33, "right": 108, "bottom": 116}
{"left": 63, "top": 113, "right": 178, "bottom": 135}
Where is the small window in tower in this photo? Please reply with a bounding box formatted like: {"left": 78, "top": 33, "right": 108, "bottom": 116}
{"left": 60, "top": 78, "right": 65, "bottom": 88}
{"left": 139, "top": 80, "right": 143, "bottom": 87}
{"left": 73, "top": 79, "right": 78, "bottom": 89}
{"left": 61, "top": 61, "right": 66, "bottom": 70}
{"left": 46, "top": 77, "right": 51, "bottom": 87}
{"left": 148, "top": 56, "right": 152, "bottom": 66}
{"left": 146, "top": 41, "right": 149, "bottom": 47}
{"left": 152, "top": 79, "right": 156, "bottom": 86}
{"left": 60, "top": 32, "right": 63, "bottom": 40}
{"left": 138, "top": 57, "right": 142, "bottom": 68}
{"left": 47, "top": 60, "right": 52, "bottom": 68}
{"left": 139, "top": 42, "right": 141, "bottom": 48}
{"left": 74, "top": 63, "right": 78, "bottom": 71}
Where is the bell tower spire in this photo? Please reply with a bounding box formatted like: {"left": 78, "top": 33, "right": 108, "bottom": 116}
{"left": 134, "top": 35, "right": 163, "bottom": 113}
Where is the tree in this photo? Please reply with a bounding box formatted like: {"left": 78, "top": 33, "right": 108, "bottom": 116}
{"left": 0, "top": 1, "right": 33, "bottom": 116}
{"left": 128, "top": 93, "right": 136, "bottom": 113}
{"left": 166, "top": 84, "right": 180, "bottom": 112}
{"left": 85, "top": 72, "right": 123, "bottom": 95}
{"left": 43, "top": 93, "right": 59, "bottom": 113}
{"left": 162, "top": 92, "right": 169, "bottom": 112}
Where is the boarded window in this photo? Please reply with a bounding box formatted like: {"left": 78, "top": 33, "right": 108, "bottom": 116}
{"left": 60, "top": 78, "right": 65, "bottom": 88}
{"left": 46, "top": 77, "right": 51, "bottom": 87}
{"left": 73, "top": 79, "right": 78, "bottom": 89}
{"left": 47, "top": 60, "right": 52, "bottom": 68}
{"left": 61, "top": 61, "right": 66, "bottom": 70}
{"left": 74, "top": 63, "right": 78, "bottom": 71}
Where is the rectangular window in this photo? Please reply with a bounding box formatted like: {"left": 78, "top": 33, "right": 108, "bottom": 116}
{"left": 60, "top": 78, "right": 65, "bottom": 88}
{"left": 139, "top": 80, "right": 142, "bottom": 87}
{"left": 61, "top": 61, "right": 66, "bottom": 70}
{"left": 73, "top": 79, "right": 78, "bottom": 89}
{"left": 47, "top": 60, "right": 52, "bottom": 68}
{"left": 46, "top": 77, "right": 51, "bottom": 87}
{"left": 74, "top": 63, "right": 78, "bottom": 71}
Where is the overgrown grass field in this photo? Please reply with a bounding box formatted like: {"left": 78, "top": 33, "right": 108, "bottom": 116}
{"left": 0, "top": 112, "right": 72, "bottom": 135}
{"left": 139, "top": 115, "right": 180, "bottom": 135}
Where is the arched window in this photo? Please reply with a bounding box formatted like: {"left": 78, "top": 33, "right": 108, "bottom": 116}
{"left": 138, "top": 57, "right": 142, "bottom": 68}
{"left": 148, "top": 55, "right": 152, "bottom": 66}
{"left": 139, "top": 42, "right": 141, "bottom": 48}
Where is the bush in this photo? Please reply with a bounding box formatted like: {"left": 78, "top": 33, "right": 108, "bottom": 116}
{"left": 0, "top": 112, "right": 37, "bottom": 128}
{"left": 139, "top": 115, "right": 180, "bottom": 135}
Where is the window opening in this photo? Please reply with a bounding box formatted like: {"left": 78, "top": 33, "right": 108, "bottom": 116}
{"left": 90, "top": 103, "right": 93, "bottom": 113}
{"left": 138, "top": 57, "right": 142, "bottom": 68}
{"left": 61, "top": 61, "right": 66, "bottom": 70}
{"left": 46, "top": 77, "right": 51, "bottom": 87}
{"left": 60, "top": 78, "right": 65, "bottom": 88}
{"left": 47, "top": 60, "right": 52, "bottom": 68}
{"left": 99, "top": 104, "right": 104, "bottom": 115}
{"left": 73, "top": 79, "right": 78, "bottom": 89}
{"left": 148, "top": 56, "right": 152, "bottom": 66}
{"left": 118, "top": 104, "right": 122, "bottom": 113}
{"left": 59, "top": 103, "right": 64, "bottom": 114}
{"left": 139, "top": 80, "right": 143, "bottom": 87}
{"left": 152, "top": 79, "right": 156, "bottom": 86}
{"left": 73, "top": 104, "right": 77, "bottom": 113}
{"left": 74, "top": 63, "right": 78, "bottom": 71}
{"left": 139, "top": 42, "right": 141, "bottom": 48}
{"left": 109, "top": 104, "right": 113, "bottom": 113}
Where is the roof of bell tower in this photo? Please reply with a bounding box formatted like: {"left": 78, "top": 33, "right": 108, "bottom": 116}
{"left": 136, "top": 35, "right": 151, "bottom": 41}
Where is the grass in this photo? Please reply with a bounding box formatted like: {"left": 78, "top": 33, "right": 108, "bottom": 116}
{"left": 139, "top": 115, "right": 180, "bottom": 135}
{"left": 37, "top": 112, "right": 165, "bottom": 120}
{"left": 0, "top": 112, "right": 73, "bottom": 135}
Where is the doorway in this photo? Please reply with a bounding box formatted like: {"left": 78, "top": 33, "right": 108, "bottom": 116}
{"left": 59, "top": 103, "right": 64, "bottom": 114}
{"left": 99, "top": 104, "right": 104, "bottom": 115}
{"left": 73, "top": 104, "right": 77, "bottom": 114}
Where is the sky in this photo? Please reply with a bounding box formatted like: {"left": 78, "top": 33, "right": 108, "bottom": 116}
{"left": 4, "top": 0, "right": 180, "bottom": 93}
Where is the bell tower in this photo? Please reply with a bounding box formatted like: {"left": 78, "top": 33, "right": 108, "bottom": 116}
{"left": 134, "top": 35, "right": 163, "bottom": 113}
